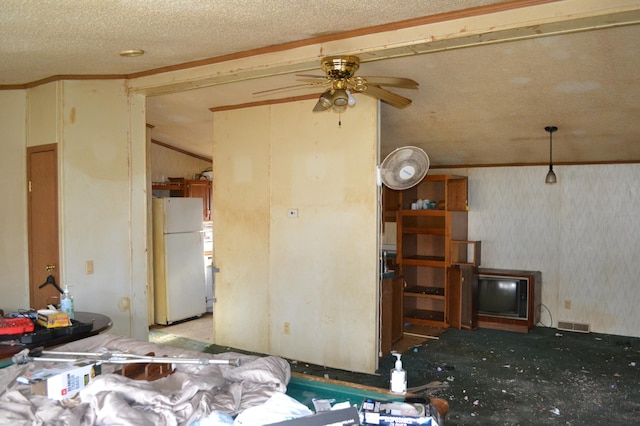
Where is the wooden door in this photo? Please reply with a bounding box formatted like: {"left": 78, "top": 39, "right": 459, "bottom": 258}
{"left": 447, "top": 265, "right": 478, "bottom": 330}
{"left": 27, "top": 144, "right": 60, "bottom": 310}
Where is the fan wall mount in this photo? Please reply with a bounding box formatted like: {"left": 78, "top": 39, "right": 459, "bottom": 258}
{"left": 379, "top": 146, "right": 430, "bottom": 190}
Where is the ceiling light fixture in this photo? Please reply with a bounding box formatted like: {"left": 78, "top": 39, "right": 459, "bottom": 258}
{"left": 312, "top": 82, "right": 358, "bottom": 127}
{"left": 545, "top": 125, "right": 558, "bottom": 184}
{"left": 119, "top": 49, "right": 145, "bottom": 57}
{"left": 346, "top": 90, "right": 356, "bottom": 106}
{"left": 332, "top": 89, "right": 349, "bottom": 107}
{"left": 314, "top": 90, "right": 334, "bottom": 111}
{"left": 313, "top": 80, "right": 357, "bottom": 114}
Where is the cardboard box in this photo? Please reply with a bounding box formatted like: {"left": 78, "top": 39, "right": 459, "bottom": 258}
{"left": 37, "top": 309, "right": 70, "bottom": 328}
{"left": 17, "top": 361, "right": 101, "bottom": 400}
{"left": 360, "top": 398, "right": 439, "bottom": 426}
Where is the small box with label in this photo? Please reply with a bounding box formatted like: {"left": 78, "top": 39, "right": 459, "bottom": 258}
{"left": 17, "top": 361, "right": 101, "bottom": 400}
{"left": 36, "top": 309, "right": 70, "bottom": 328}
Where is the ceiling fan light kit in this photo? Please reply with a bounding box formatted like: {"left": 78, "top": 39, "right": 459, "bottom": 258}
{"left": 332, "top": 89, "right": 349, "bottom": 107}
{"left": 346, "top": 90, "right": 356, "bottom": 106}
{"left": 289, "top": 55, "right": 419, "bottom": 114}
{"left": 314, "top": 91, "right": 334, "bottom": 111}
{"left": 545, "top": 125, "right": 558, "bottom": 184}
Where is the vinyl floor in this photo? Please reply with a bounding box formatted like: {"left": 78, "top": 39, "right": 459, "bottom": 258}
{"left": 150, "top": 316, "right": 640, "bottom": 425}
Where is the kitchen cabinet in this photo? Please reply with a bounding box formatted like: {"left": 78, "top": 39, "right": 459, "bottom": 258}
{"left": 186, "top": 180, "right": 212, "bottom": 221}
{"left": 152, "top": 178, "right": 212, "bottom": 221}
{"left": 396, "top": 175, "right": 473, "bottom": 328}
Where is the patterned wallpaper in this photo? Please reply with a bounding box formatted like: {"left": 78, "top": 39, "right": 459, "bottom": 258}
{"left": 436, "top": 164, "right": 640, "bottom": 337}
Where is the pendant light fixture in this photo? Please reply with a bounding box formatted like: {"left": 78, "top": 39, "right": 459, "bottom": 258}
{"left": 544, "top": 125, "right": 558, "bottom": 184}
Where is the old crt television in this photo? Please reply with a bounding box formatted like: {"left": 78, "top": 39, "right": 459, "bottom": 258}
{"left": 477, "top": 274, "right": 528, "bottom": 319}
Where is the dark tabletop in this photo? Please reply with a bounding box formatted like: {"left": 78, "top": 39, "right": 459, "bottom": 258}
{"left": 0, "top": 311, "right": 112, "bottom": 361}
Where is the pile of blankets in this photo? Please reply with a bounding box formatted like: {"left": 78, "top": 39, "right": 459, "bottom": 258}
{"left": 0, "top": 333, "right": 291, "bottom": 425}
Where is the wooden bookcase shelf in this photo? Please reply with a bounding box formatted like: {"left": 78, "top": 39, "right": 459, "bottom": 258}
{"left": 396, "top": 174, "right": 474, "bottom": 328}
{"left": 404, "top": 309, "right": 445, "bottom": 323}
{"left": 404, "top": 285, "right": 445, "bottom": 297}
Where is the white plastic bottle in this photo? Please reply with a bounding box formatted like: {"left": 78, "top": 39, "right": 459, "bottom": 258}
{"left": 390, "top": 352, "right": 407, "bottom": 394}
{"left": 60, "top": 284, "right": 75, "bottom": 320}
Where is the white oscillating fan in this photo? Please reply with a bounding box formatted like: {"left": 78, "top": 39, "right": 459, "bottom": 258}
{"left": 378, "top": 146, "right": 430, "bottom": 190}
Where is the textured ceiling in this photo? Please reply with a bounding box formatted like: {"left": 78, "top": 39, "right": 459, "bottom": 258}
{"left": 1, "top": 0, "right": 499, "bottom": 84}
{"left": 2, "top": 0, "right": 640, "bottom": 167}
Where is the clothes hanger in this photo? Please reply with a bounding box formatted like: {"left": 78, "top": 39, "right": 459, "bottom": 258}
{"left": 38, "top": 274, "right": 63, "bottom": 294}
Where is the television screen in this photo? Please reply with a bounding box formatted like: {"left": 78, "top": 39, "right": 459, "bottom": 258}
{"left": 478, "top": 279, "right": 519, "bottom": 316}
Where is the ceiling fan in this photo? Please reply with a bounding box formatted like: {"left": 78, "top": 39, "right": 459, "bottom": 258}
{"left": 255, "top": 55, "right": 419, "bottom": 113}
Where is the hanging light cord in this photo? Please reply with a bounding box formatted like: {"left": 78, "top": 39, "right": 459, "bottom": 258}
{"left": 549, "top": 131, "right": 553, "bottom": 168}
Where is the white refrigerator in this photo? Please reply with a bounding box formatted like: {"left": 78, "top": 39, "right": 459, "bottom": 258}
{"left": 152, "top": 197, "right": 206, "bottom": 325}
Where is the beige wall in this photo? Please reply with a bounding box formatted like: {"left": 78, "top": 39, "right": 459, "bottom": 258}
{"left": 0, "top": 81, "right": 149, "bottom": 340}
{"left": 27, "top": 83, "right": 59, "bottom": 147}
{"left": 0, "top": 90, "right": 29, "bottom": 311}
{"left": 59, "top": 80, "right": 148, "bottom": 338}
{"left": 213, "top": 98, "right": 380, "bottom": 373}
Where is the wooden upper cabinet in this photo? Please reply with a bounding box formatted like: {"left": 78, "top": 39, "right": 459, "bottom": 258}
{"left": 154, "top": 177, "right": 212, "bottom": 221}
{"left": 187, "top": 180, "right": 212, "bottom": 221}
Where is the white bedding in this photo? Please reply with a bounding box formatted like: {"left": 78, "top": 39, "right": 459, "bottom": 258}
{"left": 0, "top": 333, "right": 291, "bottom": 425}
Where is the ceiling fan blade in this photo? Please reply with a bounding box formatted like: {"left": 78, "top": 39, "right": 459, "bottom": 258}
{"left": 295, "top": 74, "right": 327, "bottom": 79}
{"left": 358, "top": 85, "right": 412, "bottom": 108}
{"left": 296, "top": 78, "right": 330, "bottom": 85}
{"left": 359, "top": 76, "right": 419, "bottom": 89}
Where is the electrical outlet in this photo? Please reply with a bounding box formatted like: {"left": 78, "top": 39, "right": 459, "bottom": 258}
{"left": 287, "top": 209, "right": 298, "bottom": 218}
{"left": 86, "top": 260, "right": 94, "bottom": 275}
{"left": 284, "top": 322, "right": 290, "bottom": 334}
{"left": 564, "top": 300, "right": 571, "bottom": 310}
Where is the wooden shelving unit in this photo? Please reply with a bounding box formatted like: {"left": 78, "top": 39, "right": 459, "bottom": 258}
{"left": 396, "top": 174, "right": 470, "bottom": 328}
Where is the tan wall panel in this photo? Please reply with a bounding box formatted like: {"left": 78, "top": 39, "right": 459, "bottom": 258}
{"left": 213, "top": 97, "right": 379, "bottom": 373}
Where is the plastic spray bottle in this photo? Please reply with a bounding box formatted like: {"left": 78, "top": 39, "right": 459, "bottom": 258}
{"left": 60, "top": 284, "right": 75, "bottom": 320}
{"left": 390, "top": 352, "right": 407, "bottom": 394}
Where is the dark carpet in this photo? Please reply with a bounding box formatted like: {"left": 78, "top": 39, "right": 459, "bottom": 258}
{"left": 160, "top": 326, "right": 640, "bottom": 425}
{"left": 379, "top": 327, "right": 640, "bottom": 425}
